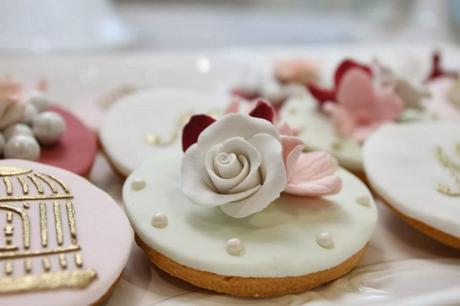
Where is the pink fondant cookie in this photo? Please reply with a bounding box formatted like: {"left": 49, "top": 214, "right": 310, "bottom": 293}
{"left": 0, "top": 159, "right": 132, "bottom": 306}
{"left": 364, "top": 122, "right": 460, "bottom": 250}
{"left": 124, "top": 101, "right": 377, "bottom": 297}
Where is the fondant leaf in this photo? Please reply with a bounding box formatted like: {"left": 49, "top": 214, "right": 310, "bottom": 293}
{"left": 248, "top": 100, "right": 275, "bottom": 123}
{"left": 426, "top": 50, "right": 459, "bottom": 81}
{"left": 182, "top": 114, "right": 215, "bottom": 152}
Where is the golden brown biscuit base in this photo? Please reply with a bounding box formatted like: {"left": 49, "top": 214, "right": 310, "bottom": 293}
{"left": 380, "top": 198, "right": 460, "bottom": 250}
{"left": 136, "top": 236, "right": 367, "bottom": 297}
{"left": 90, "top": 275, "right": 121, "bottom": 306}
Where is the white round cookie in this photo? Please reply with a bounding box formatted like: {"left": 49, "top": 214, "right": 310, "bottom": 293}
{"left": 363, "top": 122, "right": 460, "bottom": 245}
{"left": 100, "top": 88, "right": 225, "bottom": 176}
{"left": 280, "top": 97, "right": 363, "bottom": 172}
{"left": 123, "top": 152, "right": 377, "bottom": 279}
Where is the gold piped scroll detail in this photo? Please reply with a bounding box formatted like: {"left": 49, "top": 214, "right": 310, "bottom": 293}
{"left": 17, "top": 176, "right": 28, "bottom": 195}
{"left": 53, "top": 202, "right": 64, "bottom": 246}
{"left": 66, "top": 201, "right": 78, "bottom": 245}
{"left": 3, "top": 177, "right": 13, "bottom": 195}
{"left": 435, "top": 142, "right": 460, "bottom": 197}
{"left": 0, "top": 167, "right": 32, "bottom": 176}
{"left": 42, "top": 174, "right": 70, "bottom": 194}
{"left": 39, "top": 203, "right": 48, "bottom": 247}
{"left": 34, "top": 173, "right": 58, "bottom": 194}
{"left": 145, "top": 112, "right": 193, "bottom": 147}
{"left": 0, "top": 166, "right": 96, "bottom": 293}
{"left": 27, "top": 175, "right": 44, "bottom": 194}
{"left": 0, "top": 269, "right": 97, "bottom": 293}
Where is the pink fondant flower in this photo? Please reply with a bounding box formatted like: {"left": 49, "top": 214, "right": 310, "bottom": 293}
{"left": 181, "top": 101, "right": 341, "bottom": 218}
{"left": 0, "top": 77, "right": 25, "bottom": 129}
{"left": 306, "top": 59, "right": 373, "bottom": 105}
{"left": 323, "top": 69, "right": 403, "bottom": 142}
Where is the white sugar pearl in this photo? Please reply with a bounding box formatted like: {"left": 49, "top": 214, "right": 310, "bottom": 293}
{"left": 131, "top": 178, "right": 146, "bottom": 191}
{"left": 356, "top": 195, "right": 370, "bottom": 207}
{"left": 226, "top": 238, "right": 245, "bottom": 256}
{"left": 316, "top": 232, "right": 334, "bottom": 249}
{"left": 4, "top": 124, "right": 33, "bottom": 141}
{"left": 4, "top": 135, "right": 40, "bottom": 160}
{"left": 151, "top": 213, "right": 168, "bottom": 228}
{"left": 21, "top": 103, "right": 39, "bottom": 125}
{"left": 32, "top": 111, "right": 66, "bottom": 145}
{"left": 27, "top": 90, "right": 50, "bottom": 112}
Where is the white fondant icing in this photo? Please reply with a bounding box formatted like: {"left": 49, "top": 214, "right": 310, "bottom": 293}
{"left": 131, "top": 178, "right": 146, "bottom": 191}
{"left": 316, "top": 232, "right": 334, "bottom": 249}
{"left": 151, "top": 213, "right": 168, "bottom": 228}
{"left": 356, "top": 195, "right": 370, "bottom": 207}
{"left": 123, "top": 153, "right": 377, "bottom": 278}
{"left": 226, "top": 238, "right": 245, "bottom": 256}
{"left": 4, "top": 135, "right": 40, "bottom": 160}
{"left": 32, "top": 111, "right": 66, "bottom": 144}
{"left": 363, "top": 122, "right": 460, "bottom": 238}
{"left": 100, "top": 88, "right": 227, "bottom": 176}
{"left": 4, "top": 123, "right": 33, "bottom": 140}
{"left": 280, "top": 97, "right": 363, "bottom": 172}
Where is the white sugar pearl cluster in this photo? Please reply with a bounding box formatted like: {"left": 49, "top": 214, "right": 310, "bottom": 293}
{"left": 0, "top": 90, "right": 66, "bottom": 161}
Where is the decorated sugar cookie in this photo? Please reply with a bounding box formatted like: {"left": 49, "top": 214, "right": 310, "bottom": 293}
{"left": 0, "top": 160, "right": 132, "bottom": 305}
{"left": 0, "top": 78, "right": 97, "bottom": 176}
{"left": 231, "top": 57, "right": 317, "bottom": 108}
{"left": 280, "top": 58, "right": 430, "bottom": 173}
{"left": 123, "top": 101, "right": 377, "bottom": 297}
{"left": 100, "top": 88, "right": 224, "bottom": 176}
{"left": 363, "top": 122, "right": 460, "bottom": 250}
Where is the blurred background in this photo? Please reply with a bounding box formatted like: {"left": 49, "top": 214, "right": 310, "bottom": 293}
{"left": 0, "top": 0, "right": 458, "bottom": 53}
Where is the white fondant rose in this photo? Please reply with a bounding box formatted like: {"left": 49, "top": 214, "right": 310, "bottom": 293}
{"left": 182, "top": 113, "right": 287, "bottom": 218}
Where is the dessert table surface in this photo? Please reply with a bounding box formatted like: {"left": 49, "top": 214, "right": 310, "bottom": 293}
{"left": 1, "top": 43, "right": 459, "bottom": 306}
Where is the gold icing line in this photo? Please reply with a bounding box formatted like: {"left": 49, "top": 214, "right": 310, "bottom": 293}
{"left": 0, "top": 194, "right": 73, "bottom": 202}
{"left": 0, "top": 245, "right": 17, "bottom": 251}
{"left": 74, "top": 253, "right": 83, "bottom": 268}
{"left": 17, "top": 176, "right": 28, "bottom": 195}
{"left": 66, "top": 201, "right": 78, "bottom": 245}
{"left": 35, "top": 173, "right": 58, "bottom": 194}
{"left": 5, "top": 260, "right": 13, "bottom": 275}
{"left": 0, "top": 269, "right": 97, "bottom": 293}
{"left": 24, "top": 259, "right": 32, "bottom": 274}
{"left": 53, "top": 201, "right": 64, "bottom": 246}
{"left": 6, "top": 211, "right": 12, "bottom": 223}
{"left": 42, "top": 174, "right": 70, "bottom": 194}
{"left": 4, "top": 224, "right": 13, "bottom": 236}
{"left": 0, "top": 205, "right": 30, "bottom": 249}
{"left": 0, "top": 245, "right": 80, "bottom": 260}
{"left": 435, "top": 143, "right": 460, "bottom": 197}
{"left": 0, "top": 167, "right": 32, "bottom": 176}
{"left": 39, "top": 202, "right": 48, "bottom": 247}
{"left": 59, "top": 254, "right": 67, "bottom": 270}
{"left": 42, "top": 257, "right": 51, "bottom": 272}
{"left": 27, "top": 174, "right": 44, "bottom": 194}
{"left": 3, "top": 177, "right": 13, "bottom": 195}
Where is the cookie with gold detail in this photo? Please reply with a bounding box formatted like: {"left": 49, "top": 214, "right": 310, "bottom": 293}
{"left": 100, "top": 88, "right": 224, "bottom": 177}
{"left": 124, "top": 103, "right": 377, "bottom": 297}
{"left": 364, "top": 122, "right": 460, "bottom": 250}
{"left": 0, "top": 160, "right": 132, "bottom": 306}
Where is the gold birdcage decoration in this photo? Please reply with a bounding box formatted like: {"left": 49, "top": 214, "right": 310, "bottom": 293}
{"left": 0, "top": 166, "right": 96, "bottom": 293}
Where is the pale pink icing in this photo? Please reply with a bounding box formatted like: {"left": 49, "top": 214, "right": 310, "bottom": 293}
{"left": 0, "top": 160, "right": 132, "bottom": 306}
{"left": 324, "top": 69, "right": 403, "bottom": 142}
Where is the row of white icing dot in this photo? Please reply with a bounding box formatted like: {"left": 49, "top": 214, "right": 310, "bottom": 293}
{"left": 131, "top": 178, "right": 371, "bottom": 257}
